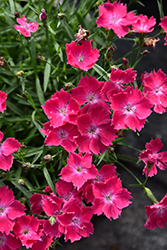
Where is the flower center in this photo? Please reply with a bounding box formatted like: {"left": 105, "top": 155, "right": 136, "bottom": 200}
{"left": 123, "top": 102, "right": 136, "bottom": 115}
{"left": 78, "top": 54, "right": 85, "bottom": 62}
{"left": 23, "top": 229, "right": 29, "bottom": 234}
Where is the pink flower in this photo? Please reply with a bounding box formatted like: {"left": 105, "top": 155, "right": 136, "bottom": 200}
{"left": 0, "top": 91, "right": 7, "bottom": 113}
{"left": 144, "top": 193, "right": 167, "bottom": 230}
{"left": 159, "top": 16, "right": 167, "bottom": 45}
{"left": 132, "top": 14, "right": 156, "bottom": 33}
{"left": 42, "top": 89, "right": 79, "bottom": 128}
{"left": 71, "top": 75, "right": 107, "bottom": 108}
{"left": 142, "top": 69, "right": 167, "bottom": 114}
{"left": 0, "top": 232, "right": 21, "bottom": 250}
{"left": 96, "top": 1, "right": 137, "bottom": 38}
{"left": 41, "top": 121, "right": 79, "bottom": 152}
{"left": 13, "top": 215, "right": 43, "bottom": 248}
{"left": 14, "top": 15, "right": 38, "bottom": 37}
{"left": 0, "top": 186, "right": 25, "bottom": 235}
{"left": 0, "top": 131, "right": 22, "bottom": 171}
{"left": 139, "top": 138, "right": 167, "bottom": 177}
{"left": 93, "top": 176, "right": 132, "bottom": 220}
{"left": 58, "top": 201, "right": 94, "bottom": 243}
{"left": 101, "top": 67, "right": 137, "bottom": 101}
{"left": 111, "top": 86, "right": 153, "bottom": 132}
{"left": 30, "top": 193, "right": 45, "bottom": 215}
{"left": 65, "top": 40, "right": 100, "bottom": 71}
{"left": 59, "top": 153, "right": 99, "bottom": 190}
{"left": 76, "top": 104, "right": 117, "bottom": 154}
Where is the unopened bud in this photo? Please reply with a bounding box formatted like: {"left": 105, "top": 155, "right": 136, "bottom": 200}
{"left": 44, "top": 154, "right": 53, "bottom": 162}
{"left": 49, "top": 216, "right": 56, "bottom": 226}
{"left": 16, "top": 70, "right": 24, "bottom": 76}
{"left": 122, "top": 57, "right": 129, "bottom": 69}
{"left": 57, "top": 13, "right": 65, "bottom": 19}
{"left": 141, "top": 50, "right": 149, "bottom": 56}
{"left": 0, "top": 57, "right": 10, "bottom": 71}
{"left": 39, "top": 9, "right": 47, "bottom": 21}
{"left": 105, "top": 45, "right": 115, "bottom": 62}
{"left": 65, "top": 82, "right": 74, "bottom": 90}
{"left": 14, "top": 12, "right": 19, "bottom": 18}
{"left": 22, "top": 162, "right": 31, "bottom": 169}
{"left": 37, "top": 56, "right": 47, "bottom": 62}
{"left": 143, "top": 187, "right": 158, "bottom": 204}
{"left": 22, "top": 93, "right": 28, "bottom": 101}
{"left": 18, "top": 179, "right": 24, "bottom": 186}
{"left": 43, "top": 185, "right": 52, "bottom": 193}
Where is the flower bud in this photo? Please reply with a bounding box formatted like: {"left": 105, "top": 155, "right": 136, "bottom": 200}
{"left": 39, "top": 9, "right": 47, "bottom": 21}
{"left": 57, "top": 13, "right": 65, "bottom": 19}
{"left": 44, "top": 154, "right": 53, "bottom": 162}
{"left": 22, "top": 93, "right": 28, "bottom": 101}
{"left": 141, "top": 50, "right": 149, "bottom": 56}
{"left": 37, "top": 56, "right": 47, "bottom": 62}
{"left": 16, "top": 70, "right": 24, "bottom": 76}
{"left": 49, "top": 216, "right": 56, "bottom": 226}
{"left": 105, "top": 45, "right": 115, "bottom": 62}
{"left": 0, "top": 57, "right": 10, "bottom": 71}
{"left": 122, "top": 57, "right": 129, "bottom": 69}
{"left": 75, "top": 25, "right": 90, "bottom": 45}
{"left": 14, "top": 12, "right": 19, "bottom": 18}
{"left": 43, "top": 185, "right": 52, "bottom": 193}
{"left": 22, "top": 162, "right": 31, "bottom": 169}
{"left": 65, "top": 82, "right": 74, "bottom": 90}
{"left": 143, "top": 187, "right": 158, "bottom": 204}
{"left": 17, "top": 179, "right": 24, "bottom": 186}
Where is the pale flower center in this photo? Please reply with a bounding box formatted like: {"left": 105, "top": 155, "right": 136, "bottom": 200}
{"left": 123, "top": 102, "right": 136, "bottom": 115}
{"left": 78, "top": 53, "right": 85, "bottom": 62}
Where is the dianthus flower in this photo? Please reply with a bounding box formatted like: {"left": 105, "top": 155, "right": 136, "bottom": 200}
{"left": 13, "top": 215, "right": 43, "bottom": 249}
{"left": 111, "top": 86, "right": 153, "bottom": 132}
{"left": 159, "top": 16, "right": 167, "bottom": 45}
{"left": 71, "top": 75, "right": 107, "bottom": 108}
{"left": 65, "top": 40, "right": 99, "bottom": 71}
{"left": 93, "top": 176, "right": 132, "bottom": 220}
{"left": 41, "top": 121, "right": 79, "bottom": 152}
{"left": 0, "top": 186, "right": 25, "bottom": 235}
{"left": 0, "top": 232, "right": 21, "bottom": 250}
{"left": 0, "top": 131, "right": 22, "bottom": 171}
{"left": 14, "top": 15, "right": 38, "bottom": 37}
{"left": 132, "top": 14, "right": 156, "bottom": 33}
{"left": 139, "top": 137, "right": 167, "bottom": 177}
{"left": 142, "top": 69, "right": 167, "bottom": 114}
{"left": 101, "top": 67, "right": 137, "bottom": 101}
{"left": 59, "top": 153, "right": 98, "bottom": 190}
{"left": 0, "top": 91, "right": 7, "bottom": 113}
{"left": 76, "top": 104, "right": 117, "bottom": 154}
{"left": 58, "top": 201, "right": 94, "bottom": 243}
{"left": 42, "top": 89, "right": 79, "bottom": 128}
{"left": 96, "top": 1, "right": 137, "bottom": 38}
{"left": 144, "top": 193, "right": 167, "bottom": 229}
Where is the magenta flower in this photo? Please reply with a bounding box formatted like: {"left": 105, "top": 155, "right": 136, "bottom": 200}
{"left": 42, "top": 89, "right": 79, "bottom": 128}
{"left": 93, "top": 176, "right": 132, "bottom": 220}
{"left": 142, "top": 69, "right": 167, "bottom": 114}
{"left": 101, "top": 67, "right": 137, "bottom": 101}
{"left": 0, "top": 232, "right": 21, "bottom": 250}
{"left": 139, "top": 138, "right": 167, "bottom": 177}
{"left": 132, "top": 14, "right": 156, "bottom": 33}
{"left": 0, "top": 186, "right": 25, "bottom": 235}
{"left": 14, "top": 15, "right": 38, "bottom": 37}
{"left": 30, "top": 193, "right": 45, "bottom": 215}
{"left": 41, "top": 121, "right": 79, "bottom": 152}
{"left": 0, "top": 131, "right": 22, "bottom": 171}
{"left": 111, "top": 86, "right": 153, "bottom": 132}
{"left": 76, "top": 104, "right": 117, "bottom": 154}
{"left": 144, "top": 193, "right": 167, "bottom": 230}
{"left": 159, "top": 16, "right": 167, "bottom": 45}
{"left": 71, "top": 75, "right": 107, "bottom": 108}
{"left": 0, "top": 91, "right": 7, "bottom": 113}
{"left": 65, "top": 40, "right": 100, "bottom": 71}
{"left": 13, "top": 215, "right": 43, "bottom": 248}
{"left": 96, "top": 1, "right": 137, "bottom": 38}
{"left": 58, "top": 201, "right": 94, "bottom": 243}
{"left": 59, "top": 152, "right": 98, "bottom": 190}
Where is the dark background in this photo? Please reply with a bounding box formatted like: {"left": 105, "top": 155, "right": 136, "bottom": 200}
{"left": 56, "top": 1, "right": 167, "bottom": 249}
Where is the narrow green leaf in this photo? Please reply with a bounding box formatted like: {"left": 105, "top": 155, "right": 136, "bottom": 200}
{"left": 92, "top": 64, "right": 109, "bottom": 81}
{"left": 11, "top": 180, "right": 31, "bottom": 198}
{"left": 30, "top": 39, "right": 37, "bottom": 74}
{"left": 9, "top": 0, "right": 15, "bottom": 14}
{"left": 157, "top": 0, "right": 164, "bottom": 18}
{"left": 44, "top": 58, "right": 51, "bottom": 92}
{"left": 61, "top": 20, "right": 74, "bottom": 40}
{"left": 43, "top": 167, "right": 56, "bottom": 194}
{"left": 36, "top": 77, "right": 45, "bottom": 105}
